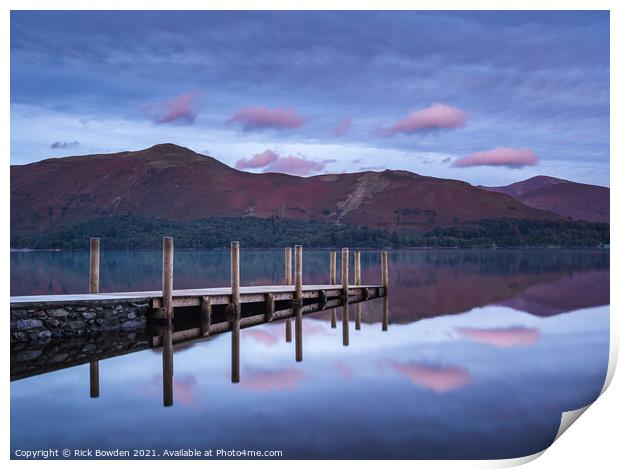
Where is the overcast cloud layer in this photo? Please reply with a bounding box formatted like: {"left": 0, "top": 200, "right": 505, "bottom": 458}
{"left": 10, "top": 11, "right": 609, "bottom": 186}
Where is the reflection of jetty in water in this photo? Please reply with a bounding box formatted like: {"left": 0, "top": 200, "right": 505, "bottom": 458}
{"left": 10, "top": 293, "right": 389, "bottom": 407}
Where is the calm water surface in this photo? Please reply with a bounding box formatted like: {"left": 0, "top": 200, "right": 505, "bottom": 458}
{"left": 10, "top": 249, "right": 610, "bottom": 459}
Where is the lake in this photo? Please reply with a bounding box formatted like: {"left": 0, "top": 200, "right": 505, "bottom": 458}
{"left": 10, "top": 249, "right": 610, "bottom": 459}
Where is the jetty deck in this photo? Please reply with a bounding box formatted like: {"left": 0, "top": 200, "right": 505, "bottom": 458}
{"left": 10, "top": 284, "right": 383, "bottom": 308}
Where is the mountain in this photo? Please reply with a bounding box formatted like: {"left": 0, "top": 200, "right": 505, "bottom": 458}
{"left": 11, "top": 144, "right": 558, "bottom": 235}
{"left": 481, "top": 176, "right": 609, "bottom": 223}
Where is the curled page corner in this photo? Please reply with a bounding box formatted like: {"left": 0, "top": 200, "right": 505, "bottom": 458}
{"left": 554, "top": 405, "right": 590, "bottom": 442}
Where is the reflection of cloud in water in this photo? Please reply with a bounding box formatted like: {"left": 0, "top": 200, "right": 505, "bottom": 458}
{"left": 244, "top": 329, "right": 278, "bottom": 347}
{"left": 137, "top": 374, "right": 201, "bottom": 407}
{"left": 334, "top": 361, "right": 354, "bottom": 379}
{"left": 241, "top": 368, "right": 306, "bottom": 392}
{"left": 383, "top": 360, "right": 472, "bottom": 393}
{"left": 300, "top": 320, "right": 328, "bottom": 336}
{"left": 457, "top": 327, "right": 540, "bottom": 347}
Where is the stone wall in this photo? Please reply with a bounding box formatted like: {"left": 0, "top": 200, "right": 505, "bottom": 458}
{"left": 10, "top": 300, "right": 150, "bottom": 342}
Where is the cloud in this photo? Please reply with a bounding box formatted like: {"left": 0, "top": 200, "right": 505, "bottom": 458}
{"left": 50, "top": 140, "right": 79, "bottom": 149}
{"left": 334, "top": 361, "right": 354, "bottom": 380}
{"left": 244, "top": 328, "right": 279, "bottom": 346}
{"left": 359, "top": 166, "right": 386, "bottom": 171}
{"left": 457, "top": 327, "right": 540, "bottom": 347}
{"left": 235, "top": 149, "right": 279, "bottom": 170}
{"left": 144, "top": 92, "right": 200, "bottom": 125}
{"left": 381, "top": 103, "right": 469, "bottom": 136}
{"left": 136, "top": 374, "right": 201, "bottom": 408}
{"left": 235, "top": 148, "right": 326, "bottom": 176}
{"left": 331, "top": 117, "right": 352, "bottom": 137}
{"left": 383, "top": 360, "right": 472, "bottom": 393}
{"left": 241, "top": 368, "right": 306, "bottom": 392}
{"left": 452, "top": 147, "right": 539, "bottom": 168}
{"left": 226, "top": 106, "right": 306, "bottom": 132}
{"left": 267, "top": 156, "right": 326, "bottom": 175}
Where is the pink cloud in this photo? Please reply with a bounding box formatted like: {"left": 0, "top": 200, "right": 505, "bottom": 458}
{"left": 241, "top": 368, "right": 306, "bottom": 392}
{"left": 145, "top": 92, "right": 200, "bottom": 125}
{"left": 267, "top": 156, "right": 326, "bottom": 176}
{"left": 136, "top": 374, "right": 202, "bottom": 408}
{"left": 234, "top": 149, "right": 326, "bottom": 176}
{"left": 383, "top": 360, "right": 472, "bottom": 393}
{"left": 227, "top": 106, "right": 306, "bottom": 132}
{"left": 457, "top": 327, "right": 540, "bottom": 347}
{"left": 382, "top": 102, "right": 469, "bottom": 136}
{"left": 244, "top": 328, "right": 279, "bottom": 347}
{"left": 334, "top": 361, "right": 354, "bottom": 380}
{"left": 235, "top": 149, "right": 279, "bottom": 170}
{"left": 331, "top": 117, "right": 352, "bottom": 137}
{"left": 452, "top": 147, "right": 539, "bottom": 168}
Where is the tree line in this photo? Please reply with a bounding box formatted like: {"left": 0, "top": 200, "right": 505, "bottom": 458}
{"left": 11, "top": 214, "right": 610, "bottom": 250}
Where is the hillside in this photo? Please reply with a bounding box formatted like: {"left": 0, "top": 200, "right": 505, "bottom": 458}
{"left": 482, "top": 176, "right": 609, "bottom": 223}
{"left": 11, "top": 144, "right": 557, "bottom": 235}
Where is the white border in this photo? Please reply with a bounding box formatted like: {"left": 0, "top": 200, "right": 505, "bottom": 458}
{"left": 2, "top": 2, "right": 616, "bottom": 468}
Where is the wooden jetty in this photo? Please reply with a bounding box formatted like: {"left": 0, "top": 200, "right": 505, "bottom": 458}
{"left": 10, "top": 238, "right": 389, "bottom": 341}
{"left": 10, "top": 238, "right": 389, "bottom": 403}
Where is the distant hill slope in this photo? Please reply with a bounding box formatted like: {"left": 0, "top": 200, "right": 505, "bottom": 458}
{"left": 11, "top": 143, "right": 557, "bottom": 234}
{"left": 481, "top": 176, "right": 609, "bottom": 223}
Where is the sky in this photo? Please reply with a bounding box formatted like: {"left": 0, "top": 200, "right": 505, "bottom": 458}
{"left": 10, "top": 10, "right": 610, "bottom": 186}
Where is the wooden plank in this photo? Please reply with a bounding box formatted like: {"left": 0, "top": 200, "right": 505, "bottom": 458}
{"left": 11, "top": 283, "right": 384, "bottom": 305}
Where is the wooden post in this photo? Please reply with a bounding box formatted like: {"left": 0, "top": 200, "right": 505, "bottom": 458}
{"left": 354, "top": 250, "right": 362, "bottom": 330}
{"left": 231, "top": 241, "right": 241, "bottom": 383}
{"left": 382, "top": 296, "right": 389, "bottom": 332}
{"left": 381, "top": 251, "right": 389, "bottom": 331}
{"left": 89, "top": 238, "right": 100, "bottom": 397}
{"left": 89, "top": 361, "right": 99, "bottom": 398}
{"left": 89, "top": 238, "right": 100, "bottom": 294}
{"left": 330, "top": 251, "right": 337, "bottom": 328}
{"left": 162, "top": 323, "right": 173, "bottom": 406}
{"left": 285, "top": 247, "right": 292, "bottom": 342}
{"left": 200, "top": 297, "right": 211, "bottom": 336}
{"left": 294, "top": 245, "right": 303, "bottom": 362}
{"left": 381, "top": 251, "right": 389, "bottom": 295}
{"left": 265, "top": 293, "right": 275, "bottom": 321}
{"left": 342, "top": 302, "right": 350, "bottom": 346}
{"left": 341, "top": 248, "right": 349, "bottom": 300}
{"left": 162, "top": 237, "right": 174, "bottom": 321}
{"left": 341, "top": 248, "right": 350, "bottom": 345}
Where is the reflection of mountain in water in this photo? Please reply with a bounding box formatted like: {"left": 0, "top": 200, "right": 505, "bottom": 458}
{"left": 499, "top": 270, "right": 609, "bottom": 316}
{"left": 352, "top": 250, "right": 609, "bottom": 323}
